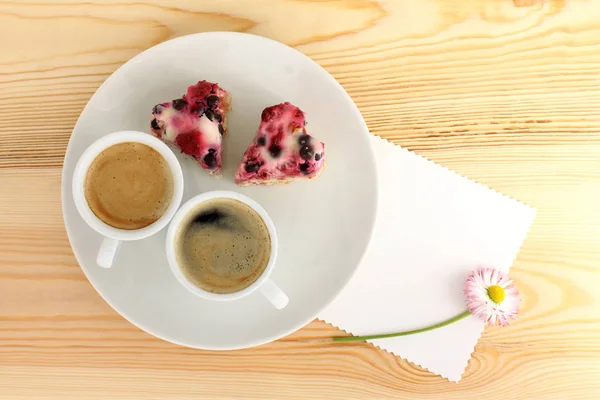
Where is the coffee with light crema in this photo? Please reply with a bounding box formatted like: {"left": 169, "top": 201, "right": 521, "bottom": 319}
{"left": 174, "top": 198, "right": 271, "bottom": 294}
{"left": 84, "top": 142, "right": 173, "bottom": 230}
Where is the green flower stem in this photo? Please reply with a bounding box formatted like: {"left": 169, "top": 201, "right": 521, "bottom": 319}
{"left": 332, "top": 310, "right": 472, "bottom": 343}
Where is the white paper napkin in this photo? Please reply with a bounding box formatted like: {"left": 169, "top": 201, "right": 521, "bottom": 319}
{"left": 318, "top": 136, "right": 536, "bottom": 382}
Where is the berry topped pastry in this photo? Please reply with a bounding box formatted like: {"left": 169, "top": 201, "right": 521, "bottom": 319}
{"left": 150, "top": 80, "right": 231, "bottom": 175}
{"left": 235, "top": 102, "right": 325, "bottom": 186}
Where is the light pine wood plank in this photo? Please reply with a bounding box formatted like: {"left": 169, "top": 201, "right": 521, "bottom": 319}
{"left": 1, "top": 0, "right": 600, "bottom": 398}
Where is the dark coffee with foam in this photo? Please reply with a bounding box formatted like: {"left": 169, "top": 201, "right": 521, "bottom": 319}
{"left": 174, "top": 198, "right": 271, "bottom": 294}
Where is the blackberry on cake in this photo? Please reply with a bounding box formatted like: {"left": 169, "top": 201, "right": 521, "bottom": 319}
{"left": 150, "top": 80, "right": 231, "bottom": 175}
{"left": 235, "top": 102, "right": 326, "bottom": 186}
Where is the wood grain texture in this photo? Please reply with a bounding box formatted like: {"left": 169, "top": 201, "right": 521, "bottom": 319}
{"left": 1, "top": 0, "right": 600, "bottom": 398}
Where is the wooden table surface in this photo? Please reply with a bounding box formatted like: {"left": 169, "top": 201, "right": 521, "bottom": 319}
{"left": 2, "top": 0, "right": 600, "bottom": 398}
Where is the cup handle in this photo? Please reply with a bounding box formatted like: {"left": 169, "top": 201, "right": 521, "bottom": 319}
{"left": 97, "top": 237, "right": 121, "bottom": 268}
{"left": 259, "top": 278, "right": 289, "bottom": 310}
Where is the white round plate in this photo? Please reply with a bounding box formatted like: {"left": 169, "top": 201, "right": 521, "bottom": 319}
{"left": 62, "top": 32, "right": 378, "bottom": 350}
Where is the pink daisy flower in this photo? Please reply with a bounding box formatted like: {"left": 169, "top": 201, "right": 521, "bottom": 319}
{"left": 464, "top": 268, "right": 520, "bottom": 326}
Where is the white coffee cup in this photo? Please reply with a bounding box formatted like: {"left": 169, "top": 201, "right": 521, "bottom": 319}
{"left": 72, "top": 131, "right": 184, "bottom": 268}
{"left": 165, "top": 191, "right": 289, "bottom": 310}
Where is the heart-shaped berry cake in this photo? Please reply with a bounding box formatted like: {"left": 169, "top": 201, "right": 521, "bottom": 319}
{"left": 150, "top": 81, "right": 231, "bottom": 175}
{"left": 235, "top": 102, "right": 326, "bottom": 186}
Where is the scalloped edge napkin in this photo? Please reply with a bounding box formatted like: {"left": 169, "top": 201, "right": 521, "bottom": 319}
{"left": 318, "top": 137, "right": 535, "bottom": 382}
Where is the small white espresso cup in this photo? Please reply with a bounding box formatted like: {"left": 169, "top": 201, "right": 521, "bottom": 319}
{"left": 165, "top": 191, "right": 289, "bottom": 310}
{"left": 72, "top": 131, "right": 184, "bottom": 268}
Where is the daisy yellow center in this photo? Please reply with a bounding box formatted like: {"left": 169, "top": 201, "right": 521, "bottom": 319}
{"left": 487, "top": 285, "right": 505, "bottom": 304}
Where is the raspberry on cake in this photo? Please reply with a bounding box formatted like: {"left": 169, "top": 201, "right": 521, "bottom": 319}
{"left": 234, "top": 102, "right": 325, "bottom": 186}
{"left": 150, "top": 80, "right": 231, "bottom": 175}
